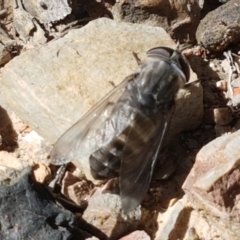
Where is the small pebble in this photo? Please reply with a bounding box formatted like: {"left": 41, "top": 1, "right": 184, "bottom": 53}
{"left": 32, "top": 163, "right": 51, "bottom": 184}
{"left": 216, "top": 80, "right": 227, "bottom": 91}
{"left": 213, "top": 107, "right": 232, "bottom": 125}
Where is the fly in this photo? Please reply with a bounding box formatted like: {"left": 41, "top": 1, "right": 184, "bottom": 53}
{"left": 50, "top": 46, "right": 190, "bottom": 213}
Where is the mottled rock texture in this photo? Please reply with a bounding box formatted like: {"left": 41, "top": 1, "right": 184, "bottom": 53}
{"left": 0, "top": 18, "right": 202, "bottom": 144}
{"left": 183, "top": 130, "right": 240, "bottom": 240}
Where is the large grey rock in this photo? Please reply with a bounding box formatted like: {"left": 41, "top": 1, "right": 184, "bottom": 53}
{"left": 183, "top": 130, "right": 240, "bottom": 240}
{"left": 0, "top": 18, "right": 202, "bottom": 144}
{"left": 0, "top": 168, "right": 93, "bottom": 239}
{"left": 112, "top": 0, "right": 202, "bottom": 42}
{"left": 196, "top": 0, "right": 240, "bottom": 51}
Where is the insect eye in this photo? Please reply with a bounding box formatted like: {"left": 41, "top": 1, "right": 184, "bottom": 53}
{"left": 140, "top": 93, "right": 155, "bottom": 107}
{"left": 147, "top": 47, "right": 173, "bottom": 58}
{"left": 148, "top": 47, "right": 190, "bottom": 82}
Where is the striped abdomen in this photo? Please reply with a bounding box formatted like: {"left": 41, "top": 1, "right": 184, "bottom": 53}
{"left": 89, "top": 88, "right": 156, "bottom": 180}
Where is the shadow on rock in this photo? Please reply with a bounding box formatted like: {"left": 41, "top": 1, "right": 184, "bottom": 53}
{"left": 0, "top": 106, "right": 18, "bottom": 152}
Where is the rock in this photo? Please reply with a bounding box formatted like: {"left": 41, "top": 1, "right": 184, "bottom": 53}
{"left": 13, "top": 0, "right": 47, "bottom": 45}
{"left": 82, "top": 186, "right": 141, "bottom": 239}
{"left": 13, "top": 1, "right": 36, "bottom": 42}
{"left": 204, "top": 107, "right": 232, "bottom": 126}
{"left": 155, "top": 196, "right": 223, "bottom": 240}
{"left": 18, "top": 129, "right": 51, "bottom": 164}
{"left": 196, "top": 0, "right": 240, "bottom": 51}
{"left": 155, "top": 196, "right": 191, "bottom": 240}
{"left": 112, "top": 0, "right": 202, "bottom": 42}
{"left": 22, "top": 0, "right": 71, "bottom": 24}
{"left": 119, "top": 230, "right": 150, "bottom": 240}
{"left": 186, "top": 228, "right": 200, "bottom": 240}
{"left": 0, "top": 18, "right": 203, "bottom": 145}
{"left": 0, "top": 106, "right": 51, "bottom": 171}
{"left": 0, "top": 151, "right": 24, "bottom": 181}
{"left": 182, "top": 129, "right": 240, "bottom": 240}
{"left": 0, "top": 43, "right": 11, "bottom": 66}
{"left": 0, "top": 167, "right": 94, "bottom": 239}
{"left": 32, "top": 162, "right": 51, "bottom": 183}
{"left": 61, "top": 171, "right": 89, "bottom": 207}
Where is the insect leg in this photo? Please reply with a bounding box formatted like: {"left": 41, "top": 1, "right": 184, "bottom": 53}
{"left": 48, "top": 164, "right": 68, "bottom": 192}
{"left": 132, "top": 52, "right": 142, "bottom": 65}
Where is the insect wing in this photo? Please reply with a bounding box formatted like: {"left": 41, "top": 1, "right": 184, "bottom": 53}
{"left": 50, "top": 77, "right": 132, "bottom": 166}
{"left": 120, "top": 106, "right": 173, "bottom": 213}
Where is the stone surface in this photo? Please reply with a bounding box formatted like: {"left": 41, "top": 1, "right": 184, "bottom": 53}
{"left": 32, "top": 163, "right": 51, "bottom": 184}
{"left": 112, "top": 0, "right": 202, "bottom": 42}
{"left": 61, "top": 171, "right": 89, "bottom": 207}
{"left": 0, "top": 106, "right": 51, "bottom": 178}
{"left": 82, "top": 186, "right": 141, "bottom": 239}
{"left": 13, "top": 0, "right": 36, "bottom": 42}
{"left": 22, "top": 0, "right": 71, "bottom": 23}
{"left": 0, "top": 18, "right": 203, "bottom": 144}
{"left": 155, "top": 197, "right": 188, "bottom": 240}
{"left": 155, "top": 196, "right": 224, "bottom": 240}
{"left": 0, "top": 150, "right": 26, "bottom": 185}
{"left": 196, "top": 0, "right": 240, "bottom": 51}
{"left": 183, "top": 129, "right": 240, "bottom": 240}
